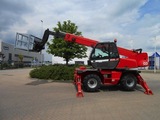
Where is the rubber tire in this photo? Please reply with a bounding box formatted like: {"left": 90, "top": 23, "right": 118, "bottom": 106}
{"left": 120, "top": 73, "right": 137, "bottom": 91}
{"left": 83, "top": 74, "right": 101, "bottom": 92}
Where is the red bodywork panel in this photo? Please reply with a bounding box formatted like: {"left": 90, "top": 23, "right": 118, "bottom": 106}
{"left": 117, "top": 47, "right": 149, "bottom": 68}
{"left": 64, "top": 33, "right": 98, "bottom": 47}
{"left": 117, "top": 58, "right": 137, "bottom": 69}
{"left": 99, "top": 70, "right": 122, "bottom": 85}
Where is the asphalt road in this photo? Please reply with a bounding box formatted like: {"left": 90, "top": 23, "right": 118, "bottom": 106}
{"left": 0, "top": 69, "right": 160, "bottom": 120}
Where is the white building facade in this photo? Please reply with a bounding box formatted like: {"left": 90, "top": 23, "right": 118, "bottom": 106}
{"left": 0, "top": 40, "right": 44, "bottom": 65}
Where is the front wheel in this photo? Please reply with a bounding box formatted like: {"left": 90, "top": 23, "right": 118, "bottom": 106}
{"left": 120, "top": 73, "right": 137, "bottom": 91}
{"left": 83, "top": 74, "right": 101, "bottom": 92}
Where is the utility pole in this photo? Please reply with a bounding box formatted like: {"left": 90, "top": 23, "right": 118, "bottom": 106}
{"left": 40, "top": 20, "right": 43, "bottom": 65}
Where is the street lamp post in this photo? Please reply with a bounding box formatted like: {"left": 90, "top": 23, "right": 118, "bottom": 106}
{"left": 40, "top": 20, "right": 43, "bottom": 65}
{"left": 154, "top": 36, "right": 157, "bottom": 73}
{"left": 41, "top": 20, "right": 43, "bottom": 37}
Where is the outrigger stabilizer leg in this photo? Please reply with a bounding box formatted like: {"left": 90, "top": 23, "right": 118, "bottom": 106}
{"left": 74, "top": 75, "right": 84, "bottom": 97}
{"left": 137, "top": 73, "right": 153, "bottom": 95}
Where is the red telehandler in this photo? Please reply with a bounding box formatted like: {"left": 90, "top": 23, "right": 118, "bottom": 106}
{"left": 32, "top": 29, "right": 153, "bottom": 97}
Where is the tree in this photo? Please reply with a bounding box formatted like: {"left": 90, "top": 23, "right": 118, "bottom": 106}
{"left": 47, "top": 20, "right": 87, "bottom": 65}
{"left": 18, "top": 54, "right": 24, "bottom": 68}
{"left": 18, "top": 54, "right": 23, "bottom": 62}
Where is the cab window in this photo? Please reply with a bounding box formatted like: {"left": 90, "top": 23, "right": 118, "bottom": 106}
{"left": 90, "top": 43, "right": 119, "bottom": 60}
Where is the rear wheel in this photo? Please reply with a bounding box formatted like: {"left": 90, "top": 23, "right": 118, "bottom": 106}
{"left": 83, "top": 74, "right": 101, "bottom": 92}
{"left": 120, "top": 73, "right": 137, "bottom": 91}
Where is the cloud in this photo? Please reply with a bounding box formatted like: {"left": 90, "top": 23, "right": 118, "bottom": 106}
{"left": 0, "top": 0, "right": 33, "bottom": 32}
{"left": 0, "top": 0, "right": 160, "bottom": 62}
{"left": 0, "top": 0, "right": 34, "bottom": 44}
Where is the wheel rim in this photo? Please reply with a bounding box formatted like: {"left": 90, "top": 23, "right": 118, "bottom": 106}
{"left": 88, "top": 78, "right": 97, "bottom": 88}
{"left": 126, "top": 79, "right": 135, "bottom": 87}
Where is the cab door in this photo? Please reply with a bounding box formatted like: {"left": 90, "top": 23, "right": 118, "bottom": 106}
{"left": 89, "top": 42, "right": 119, "bottom": 69}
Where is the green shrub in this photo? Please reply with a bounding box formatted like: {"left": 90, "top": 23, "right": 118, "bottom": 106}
{"left": 29, "top": 64, "right": 80, "bottom": 81}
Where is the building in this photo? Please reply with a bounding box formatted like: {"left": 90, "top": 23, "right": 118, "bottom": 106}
{"left": 0, "top": 40, "right": 44, "bottom": 66}
{"left": 75, "top": 61, "right": 84, "bottom": 65}
{"left": 149, "top": 52, "right": 160, "bottom": 69}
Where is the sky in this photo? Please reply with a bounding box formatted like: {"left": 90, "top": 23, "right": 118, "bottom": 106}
{"left": 0, "top": 0, "right": 160, "bottom": 64}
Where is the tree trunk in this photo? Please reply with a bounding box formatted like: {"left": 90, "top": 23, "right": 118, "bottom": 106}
{"left": 66, "top": 59, "right": 69, "bottom": 66}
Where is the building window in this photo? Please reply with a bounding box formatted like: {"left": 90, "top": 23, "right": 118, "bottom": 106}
{"left": 9, "top": 53, "right": 12, "bottom": 60}
{"left": 3, "top": 46, "right": 9, "bottom": 50}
